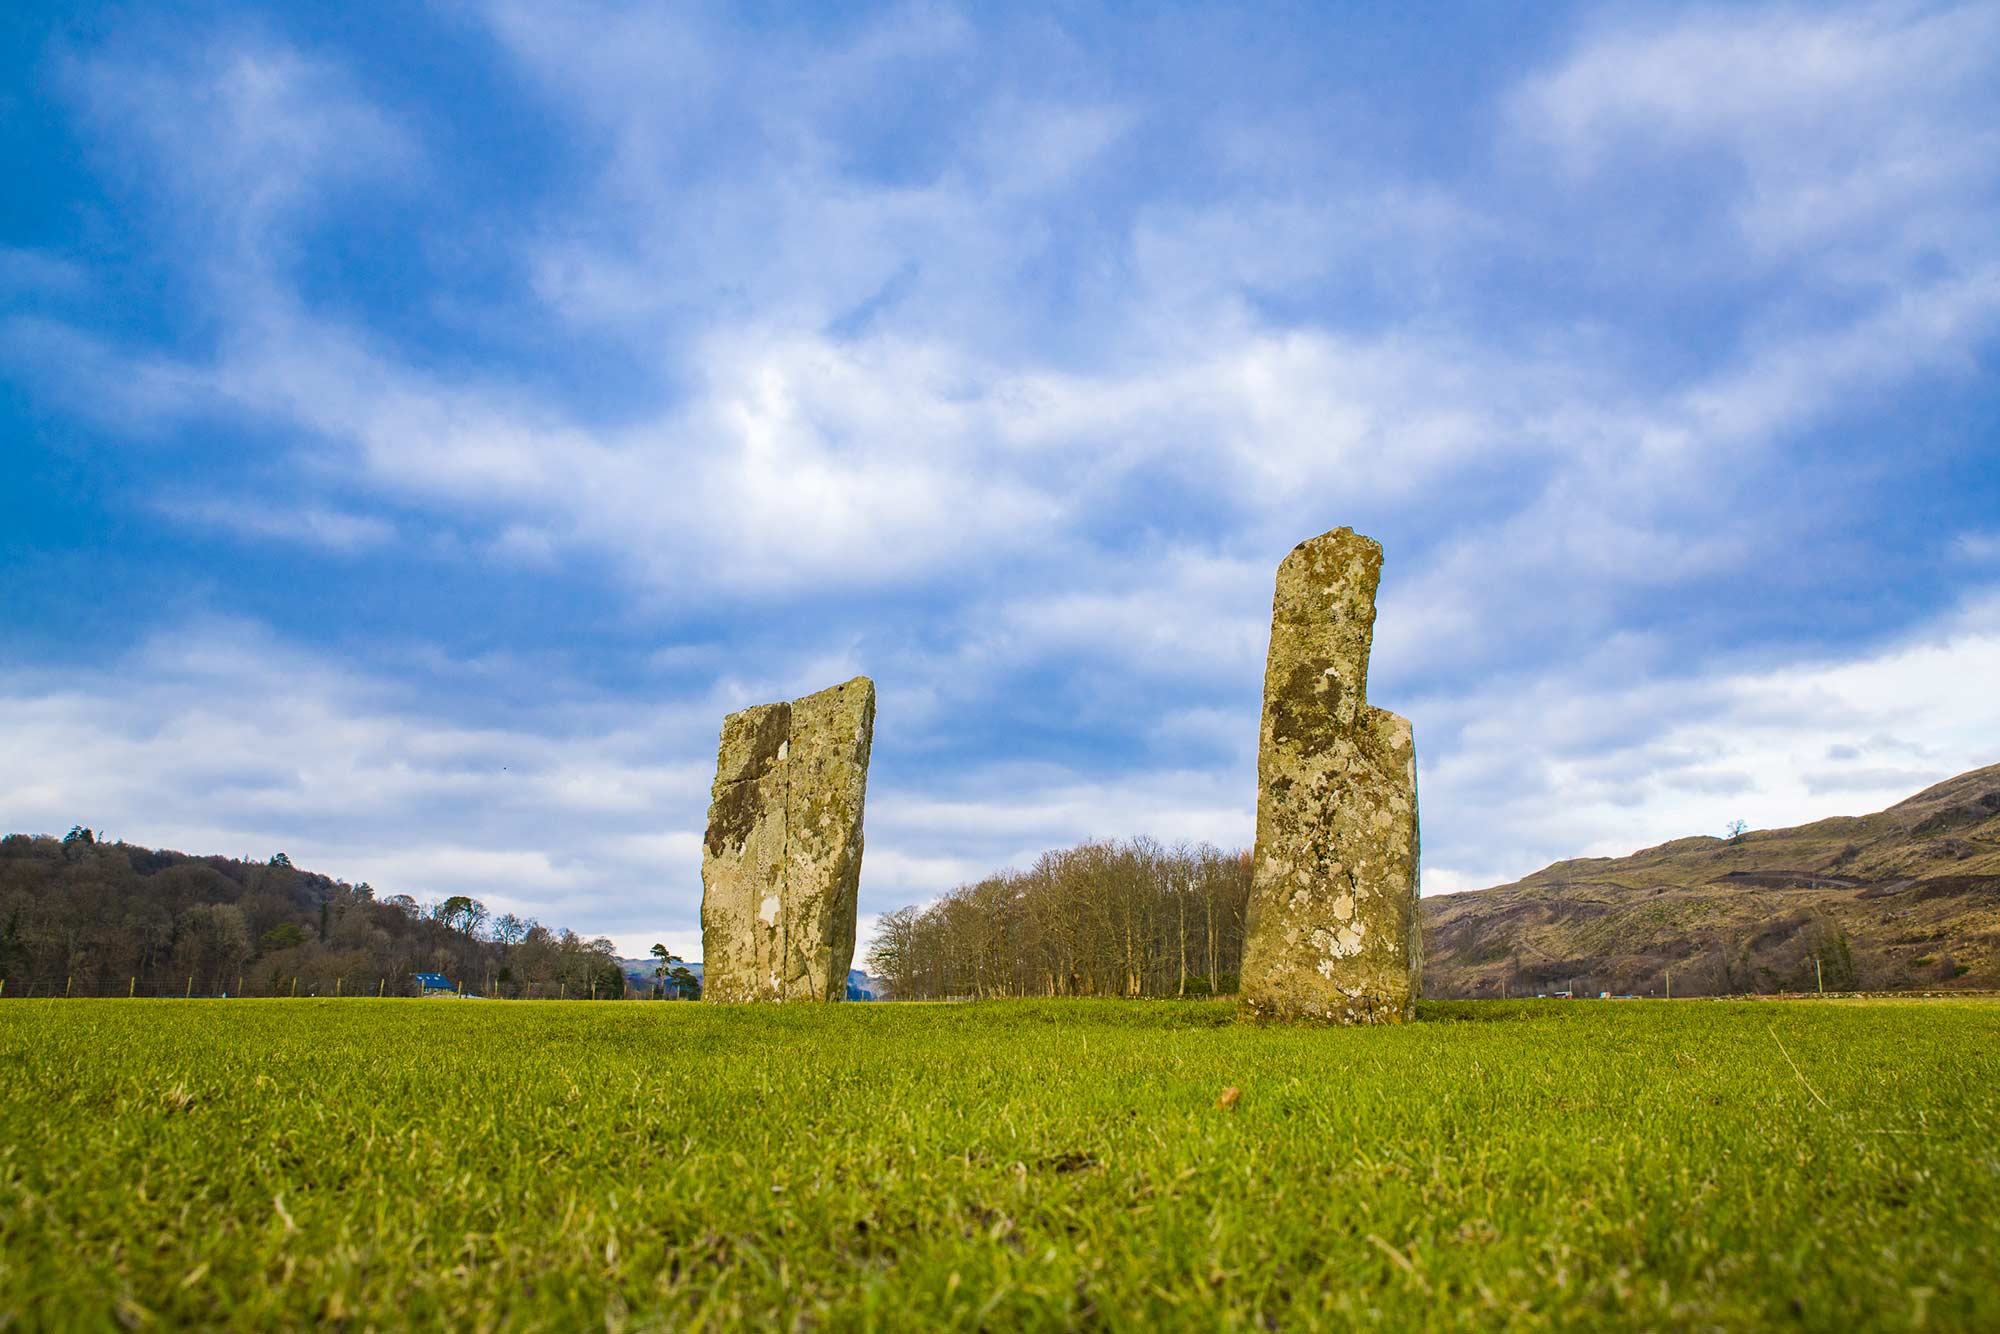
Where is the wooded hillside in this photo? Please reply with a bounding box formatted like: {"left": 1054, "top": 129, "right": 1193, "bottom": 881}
{"left": 0, "top": 831, "right": 626, "bottom": 998}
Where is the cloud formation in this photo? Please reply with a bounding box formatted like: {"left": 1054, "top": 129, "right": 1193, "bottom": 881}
{"left": 2, "top": 1, "right": 1996, "bottom": 953}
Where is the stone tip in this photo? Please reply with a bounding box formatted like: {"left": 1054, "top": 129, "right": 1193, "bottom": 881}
{"left": 1287, "top": 526, "right": 1382, "bottom": 559}
{"left": 1270, "top": 527, "right": 1385, "bottom": 634}
{"left": 794, "top": 675, "right": 876, "bottom": 709}
{"left": 824, "top": 674, "right": 875, "bottom": 689}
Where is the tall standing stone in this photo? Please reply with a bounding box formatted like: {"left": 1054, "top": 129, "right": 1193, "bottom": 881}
{"left": 1239, "top": 528, "right": 1421, "bottom": 1023}
{"left": 700, "top": 677, "right": 875, "bottom": 1002}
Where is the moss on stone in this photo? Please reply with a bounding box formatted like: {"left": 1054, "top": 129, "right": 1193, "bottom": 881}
{"left": 700, "top": 677, "right": 875, "bottom": 1004}
{"left": 1240, "top": 528, "right": 1421, "bottom": 1025}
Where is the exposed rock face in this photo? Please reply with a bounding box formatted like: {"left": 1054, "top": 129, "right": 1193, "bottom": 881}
{"left": 1239, "top": 529, "right": 1421, "bottom": 1024}
{"left": 700, "top": 677, "right": 875, "bottom": 1002}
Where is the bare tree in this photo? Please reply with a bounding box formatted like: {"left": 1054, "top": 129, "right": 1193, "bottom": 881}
{"left": 867, "top": 838, "right": 1253, "bottom": 1001}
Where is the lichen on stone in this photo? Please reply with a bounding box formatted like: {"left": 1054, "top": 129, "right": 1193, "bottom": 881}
{"left": 1240, "top": 528, "right": 1421, "bottom": 1025}
{"left": 699, "top": 677, "right": 875, "bottom": 1003}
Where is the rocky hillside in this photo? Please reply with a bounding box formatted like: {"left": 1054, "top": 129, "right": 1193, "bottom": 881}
{"left": 1422, "top": 764, "right": 2000, "bottom": 998}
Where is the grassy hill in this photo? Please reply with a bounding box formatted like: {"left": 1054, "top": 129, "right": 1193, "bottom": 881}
{"left": 1423, "top": 763, "right": 2000, "bottom": 998}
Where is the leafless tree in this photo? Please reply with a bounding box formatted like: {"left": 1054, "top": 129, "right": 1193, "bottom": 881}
{"left": 867, "top": 838, "right": 1253, "bottom": 1000}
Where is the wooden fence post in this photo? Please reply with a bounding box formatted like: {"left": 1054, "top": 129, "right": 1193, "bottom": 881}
{"left": 186, "top": 975, "right": 194, "bottom": 999}
{"left": 130, "top": 977, "right": 136, "bottom": 998}
{"left": 291, "top": 976, "right": 298, "bottom": 998}
{"left": 66, "top": 975, "right": 73, "bottom": 998}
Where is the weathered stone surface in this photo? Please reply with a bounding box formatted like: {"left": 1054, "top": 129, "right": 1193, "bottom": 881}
{"left": 700, "top": 678, "right": 875, "bottom": 1002}
{"left": 1239, "top": 528, "right": 1421, "bottom": 1024}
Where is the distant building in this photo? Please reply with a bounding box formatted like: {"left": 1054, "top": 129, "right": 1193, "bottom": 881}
{"left": 415, "top": 972, "right": 453, "bottom": 994}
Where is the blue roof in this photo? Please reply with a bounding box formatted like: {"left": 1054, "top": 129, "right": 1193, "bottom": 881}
{"left": 415, "top": 973, "right": 451, "bottom": 987}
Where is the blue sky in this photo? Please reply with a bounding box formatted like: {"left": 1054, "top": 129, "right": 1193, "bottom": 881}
{"left": 4, "top": 0, "right": 1998, "bottom": 958}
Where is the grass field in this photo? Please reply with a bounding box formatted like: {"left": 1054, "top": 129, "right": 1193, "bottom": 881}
{"left": 2, "top": 998, "right": 1996, "bottom": 1330}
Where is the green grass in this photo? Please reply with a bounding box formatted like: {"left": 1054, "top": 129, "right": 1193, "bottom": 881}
{"left": 2, "top": 999, "right": 1997, "bottom": 1330}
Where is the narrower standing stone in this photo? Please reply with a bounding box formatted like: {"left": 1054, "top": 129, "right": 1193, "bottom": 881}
{"left": 1239, "top": 528, "right": 1421, "bottom": 1023}
{"left": 700, "top": 677, "right": 875, "bottom": 1002}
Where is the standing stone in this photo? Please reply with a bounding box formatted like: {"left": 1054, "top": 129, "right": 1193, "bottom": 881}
{"left": 700, "top": 677, "right": 875, "bottom": 1002}
{"left": 1239, "top": 528, "right": 1421, "bottom": 1024}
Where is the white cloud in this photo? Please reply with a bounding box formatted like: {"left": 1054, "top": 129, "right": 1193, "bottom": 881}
{"left": 156, "top": 497, "right": 396, "bottom": 552}
{"left": 486, "top": 525, "right": 560, "bottom": 566}
{"left": 4, "top": 568, "right": 1996, "bottom": 957}
{"left": 1514, "top": 2, "right": 2000, "bottom": 259}
{"left": 0, "top": 622, "right": 719, "bottom": 954}
{"left": 0, "top": 315, "right": 211, "bottom": 434}
{"left": 7, "top": 1, "right": 2000, "bottom": 964}
{"left": 0, "top": 614, "right": 1257, "bottom": 953}
{"left": 862, "top": 761, "right": 1257, "bottom": 908}
{"left": 68, "top": 36, "right": 417, "bottom": 243}
{"left": 984, "top": 549, "right": 1269, "bottom": 685}
{"left": 1416, "top": 590, "right": 2000, "bottom": 892}
{"left": 1954, "top": 531, "right": 2000, "bottom": 563}
{"left": 21, "top": 2, "right": 1995, "bottom": 635}
{"left": 0, "top": 247, "right": 88, "bottom": 296}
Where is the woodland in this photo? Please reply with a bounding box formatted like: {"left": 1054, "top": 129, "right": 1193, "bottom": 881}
{"left": 0, "top": 829, "right": 626, "bottom": 998}
{"left": 867, "top": 838, "right": 1253, "bottom": 1000}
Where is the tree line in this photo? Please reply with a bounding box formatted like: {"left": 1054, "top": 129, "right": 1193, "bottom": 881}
{"left": 0, "top": 829, "right": 628, "bottom": 998}
{"left": 866, "top": 838, "right": 1254, "bottom": 1000}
